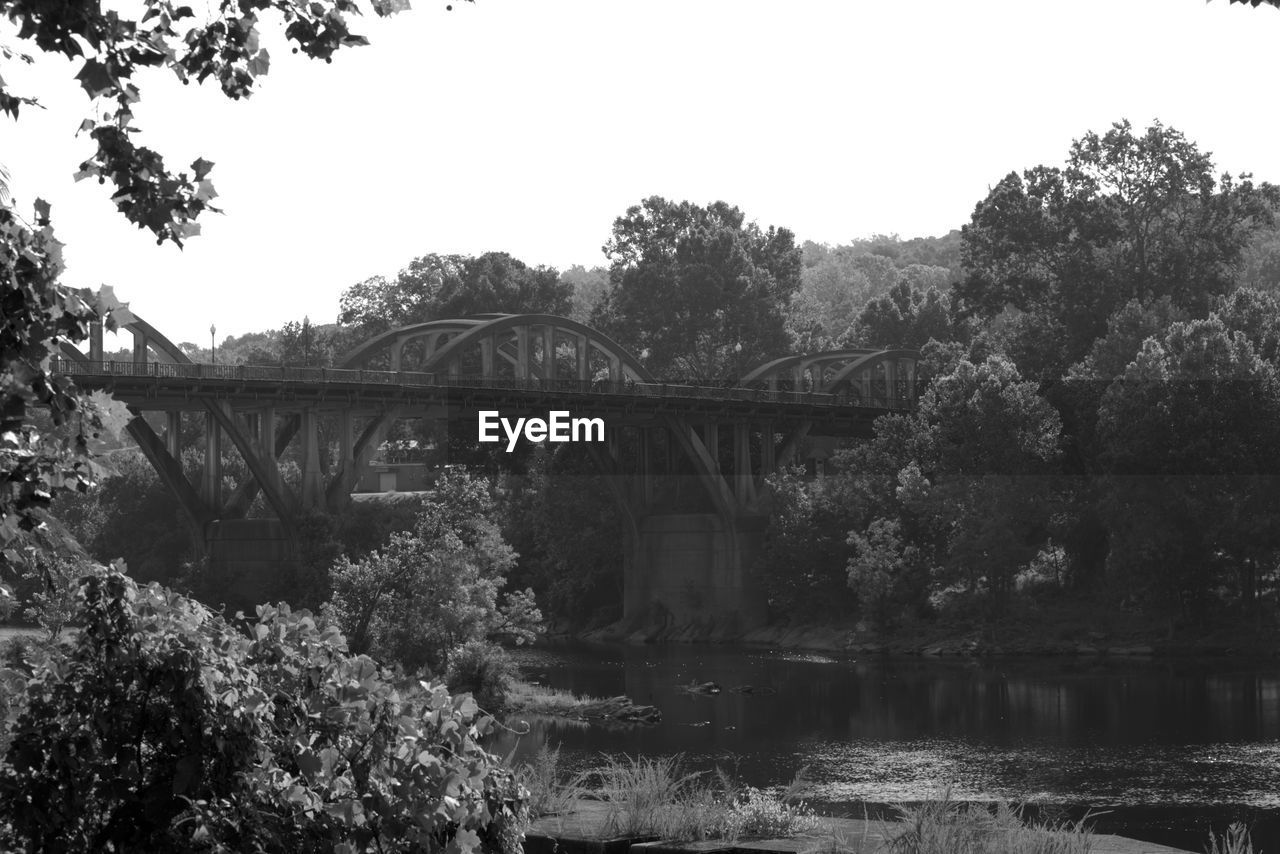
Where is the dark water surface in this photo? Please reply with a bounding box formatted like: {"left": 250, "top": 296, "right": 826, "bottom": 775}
{"left": 492, "top": 642, "right": 1280, "bottom": 851}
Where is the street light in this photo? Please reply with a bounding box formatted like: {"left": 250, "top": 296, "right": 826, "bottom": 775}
{"left": 210, "top": 323, "right": 216, "bottom": 364}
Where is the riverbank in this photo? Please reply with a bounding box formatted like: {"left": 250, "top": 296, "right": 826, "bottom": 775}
{"left": 577, "top": 608, "right": 1280, "bottom": 659}
{"left": 526, "top": 799, "right": 1194, "bottom": 854}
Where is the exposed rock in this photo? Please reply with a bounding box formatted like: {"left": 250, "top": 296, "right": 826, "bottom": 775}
{"left": 679, "top": 681, "right": 722, "bottom": 695}
{"left": 574, "top": 695, "right": 663, "bottom": 724}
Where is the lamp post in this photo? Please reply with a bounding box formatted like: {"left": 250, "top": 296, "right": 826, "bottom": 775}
{"left": 210, "top": 323, "right": 216, "bottom": 365}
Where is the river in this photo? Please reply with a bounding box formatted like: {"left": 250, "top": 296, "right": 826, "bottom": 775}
{"left": 491, "top": 641, "right": 1280, "bottom": 852}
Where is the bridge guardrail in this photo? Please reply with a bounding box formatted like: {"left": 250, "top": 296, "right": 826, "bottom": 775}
{"left": 50, "top": 359, "right": 915, "bottom": 410}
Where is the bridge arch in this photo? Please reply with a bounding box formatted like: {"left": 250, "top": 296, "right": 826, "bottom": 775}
{"left": 338, "top": 314, "right": 656, "bottom": 383}
{"left": 59, "top": 313, "right": 193, "bottom": 366}
{"left": 740, "top": 348, "right": 918, "bottom": 407}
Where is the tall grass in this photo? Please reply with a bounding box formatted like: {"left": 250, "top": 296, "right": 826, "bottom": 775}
{"left": 1206, "top": 822, "right": 1257, "bottom": 854}
{"left": 505, "top": 680, "right": 607, "bottom": 715}
{"left": 515, "top": 744, "right": 587, "bottom": 817}
{"left": 885, "top": 788, "right": 1094, "bottom": 854}
{"left": 594, "top": 754, "right": 708, "bottom": 838}
{"left": 588, "top": 754, "right": 822, "bottom": 842}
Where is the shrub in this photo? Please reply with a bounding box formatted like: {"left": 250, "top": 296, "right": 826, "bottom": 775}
{"left": 446, "top": 639, "right": 518, "bottom": 709}
{"left": 326, "top": 470, "right": 542, "bottom": 676}
{"left": 0, "top": 570, "right": 529, "bottom": 853}
{"left": 722, "top": 786, "right": 822, "bottom": 840}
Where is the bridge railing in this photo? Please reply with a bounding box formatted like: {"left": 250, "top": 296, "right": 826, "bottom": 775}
{"left": 51, "top": 359, "right": 915, "bottom": 411}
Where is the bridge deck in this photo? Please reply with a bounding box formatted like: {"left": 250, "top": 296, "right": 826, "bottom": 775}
{"left": 56, "top": 360, "right": 911, "bottom": 436}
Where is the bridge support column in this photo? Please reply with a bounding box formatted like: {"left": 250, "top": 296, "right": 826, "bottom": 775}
{"left": 202, "top": 408, "right": 221, "bottom": 507}
{"left": 733, "top": 423, "right": 752, "bottom": 504}
{"left": 90, "top": 321, "right": 103, "bottom": 362}
{"left": 258, "top": 405, "right": 275, "bottom": 451}
{"left": 761, "top": 422, "right": 775, "bottom": 477}
{"left": 639, "top": 428, "right": 654, "bottom": 506}
{"left": 300, "top": 408, "right": 323, "bottom": 509}
{"left": 542, "top": 326, "right": 556, "bottom": 381}
{"left": 576, "top": 335, "right": 589, "bottom": 381}
{"left": 702, "top": 422, "right": 719, "bottom": 471}
{"left": 165, "top": 411, "right": 182, "bottom": 458}
{"left": 339, "top": 412, "right": 355, "bottom": 474}
{"left": 132, "top": 329, "right": 149, "bottom": 366}
{"left": 516, "top": 327, "right": 530, "bottom": 379}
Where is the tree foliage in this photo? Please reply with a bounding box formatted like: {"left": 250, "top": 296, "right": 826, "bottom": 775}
{"left": 0, "top": 569, "right": 529, "bottom": 853}
{"left": 503, "top": 447, "right": 624, "bottom": 625}
{"left": 339, "top": 252, "right": 572, "bottom": 340}
{"left": 325, "top": 471, "right": 543, "bottom": 676}
{"left": 1, "top": 0, "right": 415, "bottom": 245}
{"left": 1, "top": 201, "right": 133, "bottom": 583}
{"left": 594, "top": 197, "right": 802, "bottom": 381}
{"left": 957, "top": 120, "right": 1277, "bottom": 374}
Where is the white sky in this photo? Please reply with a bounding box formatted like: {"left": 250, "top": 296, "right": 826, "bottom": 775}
{"left": 2, "top": 0, "right": 1279, "bottom": 347}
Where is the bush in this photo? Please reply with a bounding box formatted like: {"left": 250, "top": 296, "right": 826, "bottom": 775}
{"left": 722, "top": 786, "right": 822, "bottom": 840}
{"left": 446, "top": 639, "right": 518, "bottom": 710}
{"left": 326, "top": 470, "right": 542, "bottom": 676}
{"left": 0, "top": 570, "right": 529, "bottom": 853}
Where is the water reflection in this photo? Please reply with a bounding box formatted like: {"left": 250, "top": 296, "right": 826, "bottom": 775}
{"left": 492, "top": 643, "right": 1280, "bottom": 848}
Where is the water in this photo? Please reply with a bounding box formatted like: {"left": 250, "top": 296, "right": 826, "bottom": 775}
{"left": 491, "top": 642, "right": 1280, "bottom": 851}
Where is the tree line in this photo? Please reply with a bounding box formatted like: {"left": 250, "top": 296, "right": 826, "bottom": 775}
{"left": 45, "top": 118, "right": 1280, "bottom": 643}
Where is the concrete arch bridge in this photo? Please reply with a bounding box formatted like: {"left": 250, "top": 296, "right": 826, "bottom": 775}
{"left": 57, "top": 312, "right": 919, "bottom": 627}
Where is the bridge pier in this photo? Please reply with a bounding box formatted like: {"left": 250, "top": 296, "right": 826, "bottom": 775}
{"left": 624, "top": 513, "right": 768, "bottom": 632}
{"left": 202, "top": 408, "right": 221, "bottom": 506}
{"left": 300, "top": 408, "right": 324, "bottom": 509}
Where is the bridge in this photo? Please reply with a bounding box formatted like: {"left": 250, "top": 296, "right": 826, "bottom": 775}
{"left": 58, "top": 312, "right": 918, "bottom": 629}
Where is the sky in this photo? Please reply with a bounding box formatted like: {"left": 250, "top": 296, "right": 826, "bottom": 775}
{"left": 2, "top": 0, "right": 1279, "bottom": 347}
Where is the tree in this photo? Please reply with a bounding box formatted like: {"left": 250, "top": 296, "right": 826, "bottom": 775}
{"left": 786, "top": 248, "right": 883, "bottom": 349}
{"left": 956, "top": 120, "right": 1277, "bottom": 374}
{"left": 594, "top": 196, "right": 802, "bottom": 381}
{"left": 278, "top": 315, "right": 335, "bottom": 366}
{"left": 1096, "top": 317, "right": 1280, "bottom": 623}
{"left": 0, "top": 0, "right": 420, "bottom": 591}
{"left": 842, "top": 356, "right": 1064, "bottom": 619}
{"left": 755, "top": 466, "right": 863, "bottom": 622}
{"left": 1, "top": 0, "right": 416, "bottom": 245}
{"left": 855, "top": 279, "right": 954, "bottom": 349}
{"left": 325, "top": 471, "right": 542, "bottom": 676}
{"left": 339, "top": 251, "right": 572, "bottom": 340}
{"left": 560, "top": 264, "right": 610, "bottom": 323}
{"left": 503, "top": 446, "right": 624, "bottom": 624}
{"left": 1, "top": 204, "right": 133, "bottom": 577}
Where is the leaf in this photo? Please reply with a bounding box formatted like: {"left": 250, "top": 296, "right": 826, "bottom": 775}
{"left": 247, "top": 50, "right": 270, "bottom": 77}
{"left": 372, "top": 0, "right": 412, "bottom": 14}
{"left": 295, "top": 748, "right": 323, "bottom": 779}
{"left": 75, "top": 59, "right": 115, "bottom": 99}
{"left": 447, "top": 827, "right": 482, "bottom": 854}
